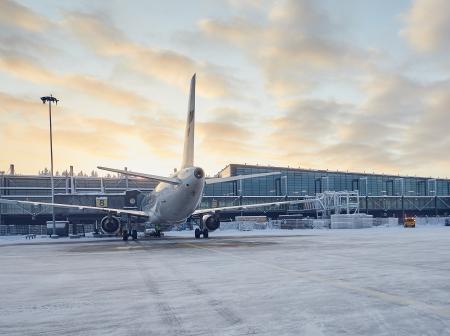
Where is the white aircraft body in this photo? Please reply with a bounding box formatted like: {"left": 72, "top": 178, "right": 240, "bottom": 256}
{"left": 1, "top": 75, "right": 307, "bottom": 239}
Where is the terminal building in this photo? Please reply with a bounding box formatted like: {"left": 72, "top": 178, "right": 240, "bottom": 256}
{"left": 1, "top": 163, "right": 450, "bottom": 228}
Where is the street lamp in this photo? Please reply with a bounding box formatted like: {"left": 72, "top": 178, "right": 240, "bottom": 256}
{"left": 41, "top": 94, "right": 59, "bottom": 237}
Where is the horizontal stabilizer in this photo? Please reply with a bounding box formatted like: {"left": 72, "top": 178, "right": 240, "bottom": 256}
{"left": 0, "top": 198, "right": 148, "bottom": 217}
{"left": 205, "top": 172, "right": 280, "bottom": 185}
{"left": 97, "top": 166, "right": 181, "bottom": 185}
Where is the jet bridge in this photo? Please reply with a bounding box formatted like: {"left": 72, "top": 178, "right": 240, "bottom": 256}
{"left": 201, "top": 191, "right": 359, "bottom": 219}
{"left": 313, "top": 191, "right": 360, "bottom": 217}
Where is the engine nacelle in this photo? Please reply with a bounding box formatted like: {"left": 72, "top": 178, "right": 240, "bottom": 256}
{"left": 100, "top": 215, "right": 121, "bottom": 234}
{"left": 202, "top": 214, "right": 220, "bottom": 231}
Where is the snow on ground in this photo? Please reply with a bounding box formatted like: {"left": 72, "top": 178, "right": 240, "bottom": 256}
{"left": 0, "top": 224, "right": 447, "bottom": 244}
{"left": 1, "top": 226, "right": 450, "bottom": 335}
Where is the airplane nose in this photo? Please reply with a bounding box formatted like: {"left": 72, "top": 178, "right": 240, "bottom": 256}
{"left": 194, "top": 167, "right": 204, "bottom": 179}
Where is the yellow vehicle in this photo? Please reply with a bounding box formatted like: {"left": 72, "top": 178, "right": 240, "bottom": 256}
{"left": 404, "top": 217, "right": 416, "bottom": 228}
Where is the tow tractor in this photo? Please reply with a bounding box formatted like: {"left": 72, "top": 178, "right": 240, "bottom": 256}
{"left": 404, "top": 217, "right": 416, "bottom": 228}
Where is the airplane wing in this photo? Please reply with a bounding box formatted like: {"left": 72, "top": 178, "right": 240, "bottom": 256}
{"left": 0, "top": 198, "right": 148, "bottom": 217}
{"left": 97, "top": 166, "right": 181, "bottom": 185}
{"left": 192, "top": 198, "right": 318, "bottom": 215}
{"left": 205, "top": 172, "right": 280, "bottom": 185}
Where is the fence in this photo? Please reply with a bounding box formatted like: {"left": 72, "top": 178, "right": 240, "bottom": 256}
{"left": 373, "top": 218, "right": 399, "bottom": 227}
{"left": 0, "top": 224, "right": 95, "bottom": 236}
{"left": 415, "top": 217, "right": 450, "bottom": 226}
{"left": 330, "top": 214, "right": 373, "bottom": 229}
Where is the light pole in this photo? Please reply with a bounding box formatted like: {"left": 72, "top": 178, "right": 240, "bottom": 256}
{"left": 41, "top": 95, "right": 59, "bottom": 237}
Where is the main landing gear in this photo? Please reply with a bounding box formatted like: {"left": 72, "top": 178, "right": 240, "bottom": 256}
{"left": 122, "top": 229, "right": 138, "bottom": 241}
{"left": 195, "top": 228, "right": 209, "bottom": 239}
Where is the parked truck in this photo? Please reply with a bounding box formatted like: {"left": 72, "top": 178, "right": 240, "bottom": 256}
{"left": 404, "top": 217, "right": 416, "bottom": 228}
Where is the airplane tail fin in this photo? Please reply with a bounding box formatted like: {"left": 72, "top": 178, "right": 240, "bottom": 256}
{"left": 181, "top": 74, "right": 196, "bottom": 168}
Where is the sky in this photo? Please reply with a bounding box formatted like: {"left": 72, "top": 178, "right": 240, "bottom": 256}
{"left": 1, "top": 0, "right": 450, "bottom": 178}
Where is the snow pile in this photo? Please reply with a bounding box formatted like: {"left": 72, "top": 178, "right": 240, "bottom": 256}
{"left": 330, "top": 214, "right": 373, "bottom": 229}
{"left": 238, "top": 221, "right": 254, "bottom": 231}
{"left": 415, "top": 217, "right": 449, "bottom": 226}
{"left": 373, "top": 218, "right": 399, "bottom": 227}
{"left": 219, "top": 221, "right": 268, "bottom": 231}
{"left": 312, "top": 219, "right": 330, "bottom": 229}
{"left": 219, "top": 222, "right": 239, "bottom": 230}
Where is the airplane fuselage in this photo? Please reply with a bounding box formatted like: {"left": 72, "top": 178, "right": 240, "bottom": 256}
{"left": 141, "top": 166, "right": 205, "bottom": 225}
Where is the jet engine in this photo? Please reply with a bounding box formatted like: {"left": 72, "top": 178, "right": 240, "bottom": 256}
{"left": 100, "top": 215, "right": 121, "bottom": 234}
{"left": 202, "top": 214, "right": 220, "bottom": 231}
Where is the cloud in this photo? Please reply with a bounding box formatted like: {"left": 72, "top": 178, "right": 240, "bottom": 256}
{"left": 193, "top": 106, "right": 264, "bottom": 170}
{"left": 0, "top": 56, "right": 155, "bottom": 110}
{"left": 63, "top": 12, "right": 239, "bottom": 99}
{"left": 205, "top": 107, "right": 253, "bottom": 123}
{"left": 131, "top": 114, "right": 184, "bottom": 157}
{"left": 267, "top": 99, "right": 354, "bottom": 167}
{"left": 199, "top": 0, "right": 369, "bottom": 99}
{"left": 227, "top": 0, "right": 267, "bottom": 10}
{"left": 0, "top": 92, "right": 38, "bottom": 117}
{"left": 0, "top": 91, "right": 188, "bottom": 173}
{"left": 198, "top": 0, "right": 450, "bottom": 175}
{"left": 0, "top": 0, "right": 51, "bottom": 32}
{"left": 268, "top": 0, "right": 334, "bottom": 36}
{"left": 2, "top": 0, "right": 450, "bottom": 178}
{"left": 401, "top": 0, "right": 450, "bottom": 52}
{"left": 266, "top": 70, "right": 450, "bottom": 176}
{"left": 399, "top": 80, "right": 450, "bottom": 163}
{"left": 0, "top": 118, "right": 129, "bottom": 172}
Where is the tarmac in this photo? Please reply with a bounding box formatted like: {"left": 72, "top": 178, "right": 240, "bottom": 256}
{"left": 1, "top": 227, "right": 450, "bottom": 335}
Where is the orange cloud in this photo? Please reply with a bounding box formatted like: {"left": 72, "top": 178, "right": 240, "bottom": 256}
{"left": 200, "top": 5, "right": 368, "bottom": 100}
{"left": 266, "top": 71, "right": 450, "bottom": 176}
{"left": 0, "top": 57, "right": 155, "bottom": 109}
{"left": 0, "top": 92, "right": 38, "bottom": 117}
{"left": 64, "top": 13, "right": 239, "bottom": 99}
{"left": 401, "top": 0, "right": 450, "bottom": 52}
{"left": 0, "top": 0, "right": 51, "bottom": 32}
{"left": 0, "top": 90, "right": 188, "bottom": 173}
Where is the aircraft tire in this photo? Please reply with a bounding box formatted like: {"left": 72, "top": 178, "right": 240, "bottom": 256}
{"left": 195, "top": 228, "right": 201, "bottom": 239}
{"left": 202, "top": 228, "right": 209, "bottom": 239}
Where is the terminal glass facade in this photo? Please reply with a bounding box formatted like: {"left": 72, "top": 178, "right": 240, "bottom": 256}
{"left": 204, "top": 164, "right": 450, "bottom": 197}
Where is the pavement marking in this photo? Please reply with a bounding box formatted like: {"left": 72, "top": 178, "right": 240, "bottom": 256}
{"left": 0, "top": 251, "right": 129, "bottom": 258}
{"left": 182, "top": 241, "right": 450, "bottom": 320}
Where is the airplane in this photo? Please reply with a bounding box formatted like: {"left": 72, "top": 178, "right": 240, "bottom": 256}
{"left": 0, "top": 74, "right": 308, "bottom": 240}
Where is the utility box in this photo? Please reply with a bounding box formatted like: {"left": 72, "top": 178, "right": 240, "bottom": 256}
{"left": 46, "top": 221, "right": 69, "bottom": 236}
